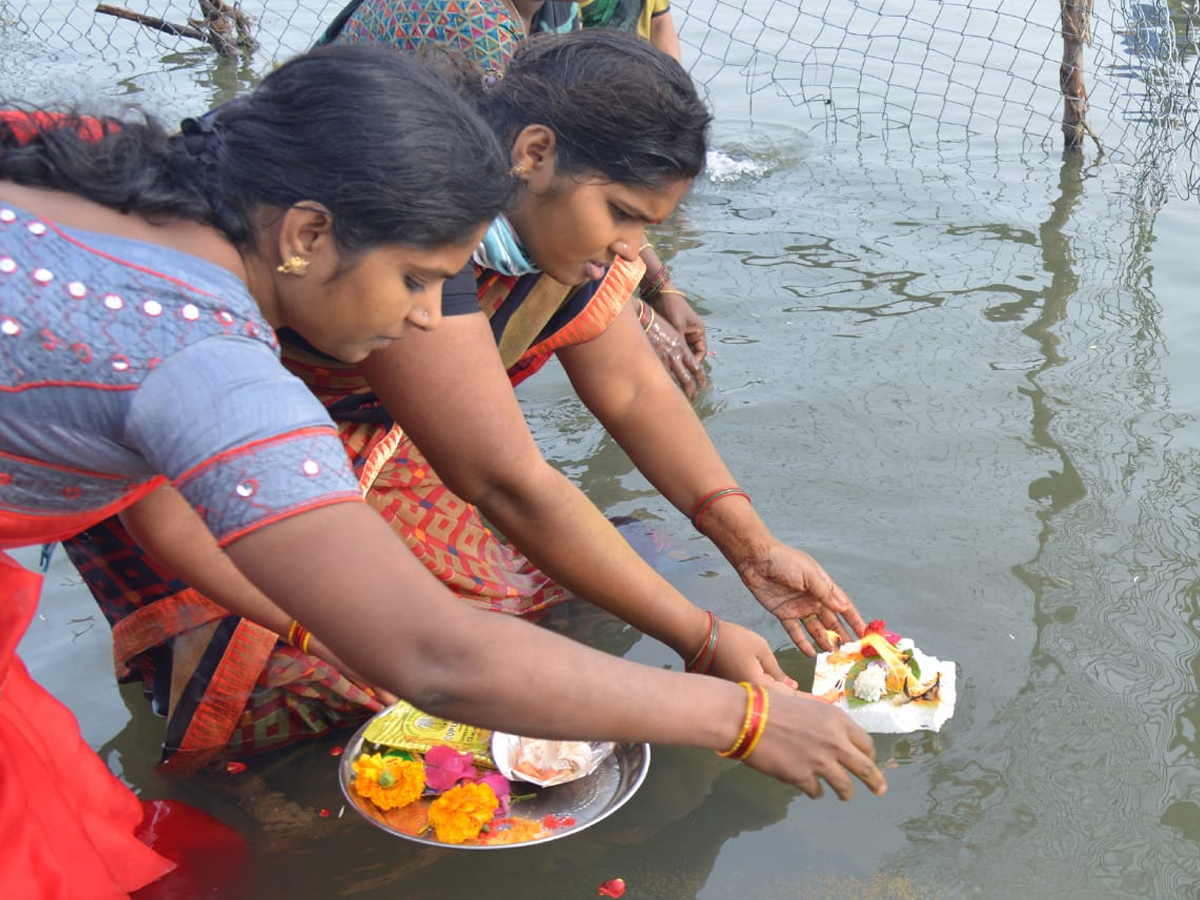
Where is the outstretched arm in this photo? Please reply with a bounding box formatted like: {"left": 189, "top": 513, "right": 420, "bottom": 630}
{"left": 224, "top": 500, "right": 887, "bottom": 800}
{"left": 558, "top": 300, "right": 867, "bottom": 656}
{"left": 359, "top": 311, "right": 788, "bottom": 688}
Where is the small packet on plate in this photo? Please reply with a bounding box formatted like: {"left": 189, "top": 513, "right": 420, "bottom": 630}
{"left": 363, "top": 700, "right": 494, "bottom": 766}
{"left": 491, "top": 733, "right": 614, "bottom": 787}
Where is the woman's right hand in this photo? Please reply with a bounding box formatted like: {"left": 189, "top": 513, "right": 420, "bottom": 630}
{"left": 705, "top": 619, "right": 799, "bottom": 690}
{"left": 744, "top": 690, "right": 887, "bottom": 800}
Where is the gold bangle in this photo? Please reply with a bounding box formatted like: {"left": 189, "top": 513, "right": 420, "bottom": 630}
{"left": 717, "top": 682, "right": 756, "bottom": 757}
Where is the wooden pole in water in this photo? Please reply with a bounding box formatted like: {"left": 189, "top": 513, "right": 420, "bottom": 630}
{"left": 94, "top": 1, "right": 256, "bottom": 57}
{"left": 1060, "top": 0, "right": 1102, "bottom": 154}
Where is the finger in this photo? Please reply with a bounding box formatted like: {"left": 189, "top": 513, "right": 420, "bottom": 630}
{"left": 757, "top": 651, "right": 798, "bottom": 690}
{"left": 827, "top": 615, "right": 856, "bottom": 645}
{"left": 824, "top": 766, "right": 856, "bottom": 801}
{"left": 836, "top": 593, "right": 868, "bottom": 637}
{"left": 670, "top": 356, "right": 699, "bottom": 399}
{"left": 808, "top": 621, "right": 838, "bottom": 653}
{"left": 814, "top": 571, "right": 851, "bottom": 614}
{"left": 782, "top": 616, "right": 817, "bottom": 658}
{"left": 679, "top": 346, "right": 704, "bottom": 379}
{"left": 845, "top": 722, "right": 877, "bottom": 758}
{"left": 794, "top": 611, "right": 839, "bottom": 653}
{"left": 850, "top": 754, "right": 888, "bottom": 795}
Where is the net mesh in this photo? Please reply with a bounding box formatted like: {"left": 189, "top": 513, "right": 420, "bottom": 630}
{"left": 2, "top": 1, "right": 1199, "bottom": 209}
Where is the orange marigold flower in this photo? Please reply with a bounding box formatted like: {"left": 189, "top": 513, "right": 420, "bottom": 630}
{"left": 352, "top": 752, "right": 425, "bottom": 811}
{"left": 427, "top": 781, "right": 500, "bottom": 844}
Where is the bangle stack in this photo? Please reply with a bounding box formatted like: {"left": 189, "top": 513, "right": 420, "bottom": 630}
{"left": 637, "top": 298, "right": 657, "bottom": 333}
{"left": 639, "top": 264, "right": 672, "bottom": 303}
{"left": 685, "top": 610, "right": 720, "bottom": 674}
{"left": 689, "top": 485, "right": 752, "bottom": 530}
{"left": 717, "top": 681, "right": 770, "bottom": 761}
{"left": 286, "top": 619, "right": 313, "bottom": 655}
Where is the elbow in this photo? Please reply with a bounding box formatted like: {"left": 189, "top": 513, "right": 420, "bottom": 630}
{"left": 445, "top": 455, "right": 554, "bottom": 515}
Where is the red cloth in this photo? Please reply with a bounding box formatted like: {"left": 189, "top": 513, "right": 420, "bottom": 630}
{"left": 0, "top": 491, "right": 244, "bottom": 898}
{"left": 0, "top": 553, "right": 173, "bottom": 898}
{"left": 0, "top": 110, "right": 110, "bottom": 145}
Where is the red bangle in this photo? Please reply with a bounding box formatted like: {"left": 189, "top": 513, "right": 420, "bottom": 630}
{"left": 639, "top": 265, "right": 672, "bottom": 303}
{"left": 736, "top": 686, "right": 769, "bottom": 760}
{"left": 286, "top": 620, "right": 312, "bottom": 655}
{"left": 689, "top": 486, "right": 751, "bottom": 529}
{"left": 718, "top": 682, "right": 769, "bottom": 761}
{"left": 637, "top": 298, "right": 656, "bottom": 332}
{"left": 685, "top": 611, "right": 720, "bottom": 674}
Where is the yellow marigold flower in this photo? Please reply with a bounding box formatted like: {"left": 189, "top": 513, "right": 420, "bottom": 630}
{"left": 427, "top": 781, "right": 500, "bottom": 844}
{"left": 352, "top": 752, "right": 425, "bottom": 811}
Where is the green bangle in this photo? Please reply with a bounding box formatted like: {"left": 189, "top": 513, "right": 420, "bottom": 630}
{"left": 689, "top": 487, "right": 751, "bottom": 529}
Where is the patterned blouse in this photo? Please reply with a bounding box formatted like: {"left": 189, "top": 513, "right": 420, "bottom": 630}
{"left": 0, "top": 203, "right": 361, "bottom": 546}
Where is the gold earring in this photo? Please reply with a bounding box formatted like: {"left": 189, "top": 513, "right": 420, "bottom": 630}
{"left": 276, "top": 255, "right": 310, "bottom": 276}
{"left": 510, "top": 164, "right": 529, "bottom": 178}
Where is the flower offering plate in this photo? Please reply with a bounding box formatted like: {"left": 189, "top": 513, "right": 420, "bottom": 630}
{"left": 338, "top": 710, "right": 651, "bottom": 849}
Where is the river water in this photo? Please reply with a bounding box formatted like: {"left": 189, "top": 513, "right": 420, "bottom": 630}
{"left": 6, "top": 1, "right": 1200, "bottom": 898}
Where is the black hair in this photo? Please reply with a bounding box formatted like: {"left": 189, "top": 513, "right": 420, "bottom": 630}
{"left": 0, "top": 43, "right": 513, "bottom": 253}
{"left": 472, "top": 29, "right": 712, "bottom": 188}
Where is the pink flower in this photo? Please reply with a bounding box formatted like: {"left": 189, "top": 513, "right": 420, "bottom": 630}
{"left": 424, "top": 745, "right": 478, "bottom": 792}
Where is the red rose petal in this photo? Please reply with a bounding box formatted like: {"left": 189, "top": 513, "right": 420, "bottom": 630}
{"left": 329, "top": 746, "right": 344, "bottom": 757}
{"left": 598, "top": 878, "right": 626, "bottom": 898}
{"left": 224, "top": 761, "right": 246, "bottom": 774}
{"left": 318, "top": 808, "right": 330, "bottom": 818}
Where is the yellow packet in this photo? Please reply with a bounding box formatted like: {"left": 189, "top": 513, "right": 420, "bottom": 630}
{"left": 362, "top": 700, "right": 495, "bottom": 767}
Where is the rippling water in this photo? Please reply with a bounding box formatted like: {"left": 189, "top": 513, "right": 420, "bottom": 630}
{"left": 8, "top": 1, "right": 1200, "bottom": 898}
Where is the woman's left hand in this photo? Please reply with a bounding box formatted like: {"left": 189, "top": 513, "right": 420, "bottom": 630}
{"left": 644, "top": 311, "right": 707, "bottom": 399}
{"left": 734, "top": 542, "right": 867, "bottom": 657}
{"left": 703, "top": 619, "right": 799, "bottom": 690}
{"left": 651, "top": 287, "right": 707, "bottom": 365}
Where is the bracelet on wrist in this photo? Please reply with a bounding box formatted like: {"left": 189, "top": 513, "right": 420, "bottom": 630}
{"left": 636, "top": 298, "right": 656, "bottom": 332}
{"left": 639, "top": 265, "right": 672, "bottom": 303}
{"left": 685, "top": 610, "right": 720, "bottom": 674}
{"left": 689, "top": 486, "right": 752, "bottom": 530}
{"left": 649, "top": 287, "right": 689, "bottom": 310}
{"left": 286, "top": 619, "right": 313, "bottom": 655}
{"left": 717, "top": 682, "right": 770, "bottom": 761}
